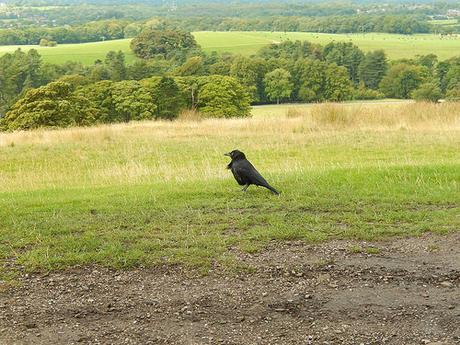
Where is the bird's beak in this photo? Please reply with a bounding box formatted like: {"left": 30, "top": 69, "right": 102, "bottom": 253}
{"left": 224, "top": 152, "right": 231, "bottom": 157}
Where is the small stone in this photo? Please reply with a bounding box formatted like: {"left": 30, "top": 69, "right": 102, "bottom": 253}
{"left": 440, "top": 281, "right": 453, "bottom": 287}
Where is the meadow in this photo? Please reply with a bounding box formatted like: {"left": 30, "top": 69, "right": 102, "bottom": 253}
{"left": 1, "top": 31, "right": 460, "bottom": 65}
{"left": 1, "top": 101, "right": 459, "bottom": 278}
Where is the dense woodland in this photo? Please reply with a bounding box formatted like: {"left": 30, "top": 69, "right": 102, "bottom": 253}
{"left": 1, "top": 26, "right": 460, "bottom": 130}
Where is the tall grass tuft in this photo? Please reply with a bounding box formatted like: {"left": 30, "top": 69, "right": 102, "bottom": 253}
{"left": 177, "top": 109, "right": 203, "bottom": 122}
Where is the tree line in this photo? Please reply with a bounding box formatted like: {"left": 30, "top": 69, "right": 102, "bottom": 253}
{"left": 0, "top": 76, "right": 251, "bottom": 131}
{"left": 0, "top": 13, "right": 442, "bottom": 46}
{"left": 0, "top": 20, "right": 135, "bottom": 45}
{"left": 173, "top": 15, "right": 432, "bottom": 35}
{"left": 1, "top": 28, "right": 460, "bottom": 131}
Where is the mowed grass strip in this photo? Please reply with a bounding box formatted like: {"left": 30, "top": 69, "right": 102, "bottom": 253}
{"left": 0, "top": 102, "right": 459, "bottom": 276}
{"left": 1, "top": 31, "right": 460, "bottom": 65}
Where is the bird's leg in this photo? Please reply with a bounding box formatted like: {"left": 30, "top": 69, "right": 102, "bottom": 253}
{"left": 241, "top": 184, "right": 249, "bottom": 192}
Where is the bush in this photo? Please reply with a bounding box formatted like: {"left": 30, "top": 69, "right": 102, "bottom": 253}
{"left": 411, "top": 82, "right": 443, "bottom": 103}
{"left": 353, "top": 84, "right": 385, "bottom": 100}
{"left": 445, "top": 87, "right": 460, "bottom": 101}
{"left": 39, "top": 38, "right": 57, "bottom": 47}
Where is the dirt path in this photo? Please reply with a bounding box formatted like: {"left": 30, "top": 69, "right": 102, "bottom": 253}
{"left": 1, "top": 232, "right": 459, "bottom": 345}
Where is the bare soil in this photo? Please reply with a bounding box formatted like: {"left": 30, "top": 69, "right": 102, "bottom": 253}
{"left": 1, "top": 232, "right": 459, "bottom": 345}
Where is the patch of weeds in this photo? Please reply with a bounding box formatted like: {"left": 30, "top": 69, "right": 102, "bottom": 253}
{"left": 365, "top": 247, "right": 380, "bottom": 255}
{"left": 427, "top": 244, "right": 440, "bottom": 252}
{"left": 348, "top": 245, "right": 363, "bottom": 254}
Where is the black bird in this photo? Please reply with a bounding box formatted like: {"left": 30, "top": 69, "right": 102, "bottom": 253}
{"left": 225, "top": 150, "right": 280, "bottom": 195}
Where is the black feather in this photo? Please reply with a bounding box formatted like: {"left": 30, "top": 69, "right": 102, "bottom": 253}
{"left": 225, "top": 150, "right": 280, "bottom": 195}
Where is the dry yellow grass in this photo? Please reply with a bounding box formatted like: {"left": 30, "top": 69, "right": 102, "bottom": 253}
{"left": 1, "top": 101, "right": 459, "bottom": 148}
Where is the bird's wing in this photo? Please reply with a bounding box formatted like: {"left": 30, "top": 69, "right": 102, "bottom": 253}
{"left": 233, "top": 160, "right": 270, "bottom": 186}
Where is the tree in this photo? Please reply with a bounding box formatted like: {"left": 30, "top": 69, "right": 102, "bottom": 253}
{"left": 149, "top": 77, "right": 187, "bottom": 120}
{"left": 416, "top": 54, "right": 438, "bottom": 70}
{"left": 358, "top": 50, "right": 388, "bottom": 89}
{"left": 264, "top": 68, "right": 293, "bottom": 104}
{"left": 174, "top": 56, "right": 205, "bottom": 76}
{"left": 323, "top": 42, "right": 364, "bottom": 84}
{"left": 104, "top": 50, "right": 127, "bottom": 81}
{"left": 76, "top": 81, "right": 115, "bottom": 123}
{"left": 293, "top": 59, "right": 327, "bottom": 102}
{"left": 258, "top": 40, "right": 321, "bottom": 61}
{"left": 197, "top": 76, "right": 251, "bottom": 118}
{"left": 130, "top": 28, "right": 199, "bottom": 59}
{"left": 0, "top": 81, "right": 97, "bottom": 131}
{"left": 324, "top": 64, "right": 354, "bottom": 101}
{"left": 379, "top": 63, "right": 428, "bottom": 99}
{"left": 230, "top": 56, "right": 268, "bottom": 103}
{"left": 110, "top": 80, "right": 157, "bottom": 122}
{"left": 0, "top": 49, "right": 50, "bottom": 114}
{"left": 411, "top": 82, "right": 442, "bottom": 102}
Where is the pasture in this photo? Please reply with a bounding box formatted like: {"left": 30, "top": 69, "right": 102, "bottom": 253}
{"left": 1, "top": 31, "right": 460, "bottom": 65}
{"left": 1, "top": 101, "right": 459, "bottom": 277}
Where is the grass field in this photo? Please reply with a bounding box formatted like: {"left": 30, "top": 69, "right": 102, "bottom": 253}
{"left": 428, "top": 19, "right": 459, "bottom": 26}
{"left": 194, "top": 31, "right": 460, "bottom": 60}
{"left": 1, "top": 101, "right": 459, "bottom": 278}
{"left": 0, "top": 38, "right": 137, "bottom": 65}
{"left": 1, "top": 31, "right": 460, "bottom": 65}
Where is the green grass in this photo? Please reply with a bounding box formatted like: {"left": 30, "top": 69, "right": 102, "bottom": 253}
{"left": 0, "top": 102, "right": 459, "bottom": 277}
{"left": 1, "top": 31, "right": 460, "bottom": 65}
{"left": 194, "top": 31, "right": 460, "bottom": 60}
{"left": 0, "top": 38, "right": 137, "bottom": 65}
{"left": 428, "top": 19, "right": 459, "bottom": 26}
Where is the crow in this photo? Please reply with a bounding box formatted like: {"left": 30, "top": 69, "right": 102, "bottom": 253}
{"left": 225, "top": 150, "right": 280, "bottom": 195}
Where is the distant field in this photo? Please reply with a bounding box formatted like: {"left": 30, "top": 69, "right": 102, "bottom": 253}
{"left": 194, "top": 31, "right": 460, "bottom": 60}
{"left": 0, "top": 31, "right": 459, "bottom": 65}
{"left": 428, "top": 19, "right": 459, "bottom": 26}
{"left": 0, "top": 102, "right": 459, "bottom": 275}
{"left": 0, "top": 39, "right": 137, "bottom": 65}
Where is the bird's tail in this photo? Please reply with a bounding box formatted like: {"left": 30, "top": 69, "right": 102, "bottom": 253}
{"left": 264, "top": 183, "right": 280, "bottom": 195}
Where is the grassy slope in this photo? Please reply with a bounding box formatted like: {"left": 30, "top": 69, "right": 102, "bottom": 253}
{"left": 0, "top": 102, "right": 459, "bottom": 276}
{"left": 1, "top": 31, "right": 460, "bottom": 65}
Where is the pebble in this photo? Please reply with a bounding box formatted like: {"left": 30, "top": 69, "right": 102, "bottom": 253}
{"left": 440, "top": 281, "right": 453, "bottom": 287}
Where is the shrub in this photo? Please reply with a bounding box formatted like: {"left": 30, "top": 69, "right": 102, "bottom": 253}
{"left": 412, "top": 82, "right": 443, "bottom": 103}
{"left": 354, "top": 84, "right": 385, "bottom": 100}
{"left": 39, "top": 38, "right": 57, "bottom": 47}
